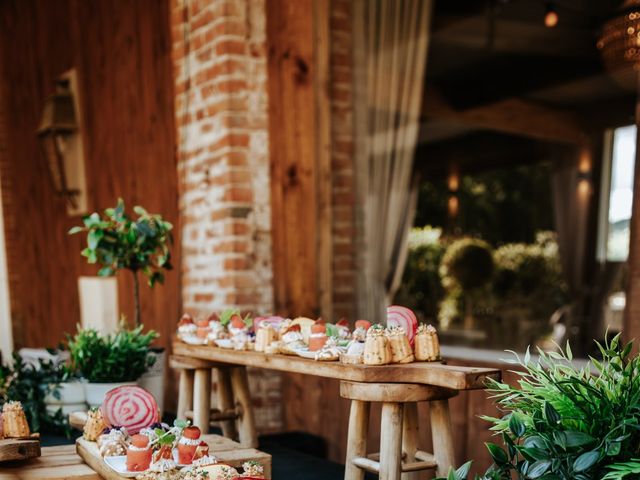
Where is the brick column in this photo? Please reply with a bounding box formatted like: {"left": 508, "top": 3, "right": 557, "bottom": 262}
{"left": 171, "top": 0, "right": 280, "bottom": 431}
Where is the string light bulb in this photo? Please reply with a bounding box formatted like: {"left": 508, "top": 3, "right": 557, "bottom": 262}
{"left": 544, "top": 2, "right": 558, "bottom": 28}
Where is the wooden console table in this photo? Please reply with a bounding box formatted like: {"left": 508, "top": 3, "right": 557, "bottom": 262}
{"left": 172, "top": 340, "right": 501, "bottom": 479}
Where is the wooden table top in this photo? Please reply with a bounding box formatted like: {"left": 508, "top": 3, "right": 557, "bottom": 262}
{"left": 172, "top": 341, "right": 501, "bottom": 390}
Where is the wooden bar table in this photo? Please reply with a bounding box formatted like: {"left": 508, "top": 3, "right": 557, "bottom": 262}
{"left": 172, "top": 340, "right": 501, "bottom": 479}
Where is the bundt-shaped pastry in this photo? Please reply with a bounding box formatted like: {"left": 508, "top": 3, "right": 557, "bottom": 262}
{"left": 363, "top": 325, "right": 391, "bottom": 365}
{"left": 84, "top": 407, "right": 107, "bottom": 441}
{"left": 2, "top": 401, "right": 30, "bottom": 438}
{"left": 414, "top": 324, "right": 441, "bottom": 361}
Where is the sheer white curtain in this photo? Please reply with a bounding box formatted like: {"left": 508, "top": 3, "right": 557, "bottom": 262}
{"left": 353, "top": 0, "right": 433, "bottom": 324}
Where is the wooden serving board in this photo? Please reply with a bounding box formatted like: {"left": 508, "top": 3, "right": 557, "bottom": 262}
{"left": 0, "top": 445, "right": 97, "bottom": 480}
{"left": 0, "top": 438, "right": 41, "bottom": 463}
{"left": 76, "top": 435, "right": 271, "bottom": 479}
{"left": 173, "top": 341, "right": 501, "bottom": 390}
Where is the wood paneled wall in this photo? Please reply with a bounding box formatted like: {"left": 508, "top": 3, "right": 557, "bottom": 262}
{"left": 0, "top": 0, "right": 179, "bottom": 351}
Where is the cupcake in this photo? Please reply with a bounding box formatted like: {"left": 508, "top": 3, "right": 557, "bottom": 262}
{"left": 386, "top": 326, "right": 414, "bottom": 364}
{"left": 178, "top": 426, "right": 202, "bottom": 464}
{"left": 84, "top": 407, "right": 107, "bottom": 441}
{"left": 255, "top": 325, "right": 275, "bottom": 352}
{"left": 414, "top": 324, "right": 441, "bottom": 362}
{"left": 308, "top": 323, "right": 328, "bottom": 352}
{"left": 363, "top": 325, "right": 391, "bottom": 365}
{"left": 127, "top": 434, "right": 153, "bottom": 472}
{"left": 2, "top": 401, "right": 30, "bottom": 438}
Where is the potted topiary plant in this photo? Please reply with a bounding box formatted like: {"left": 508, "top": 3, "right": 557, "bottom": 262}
{"left": 69, "top": 199, "right": 172, "bottom": 410}
{"left": 67, "top": 324, "right": 158, "bottom": 407}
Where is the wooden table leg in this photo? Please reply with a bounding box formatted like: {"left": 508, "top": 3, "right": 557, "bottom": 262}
{"left": 193, "top": 368, "right": 212, "bottom": 433}
{"left": 430, "top": 399, "right": 455, "bottom": 476}
{"left": 380, "top": 402, "right": 404, "bottom": 480}
{"left": 344, "top": 399, "right": 370, "bottom": 480}
{"left": 230, "top": 366, "right": 258, "bottom": 448}
{"left": 401, "top": 402, "right": 420, "bottom": 480}
{"left": 177, "top": 369, "right": 194, "bottom": 421}
{"left": 216, "top": 367, "right": 239, "bottom": 440}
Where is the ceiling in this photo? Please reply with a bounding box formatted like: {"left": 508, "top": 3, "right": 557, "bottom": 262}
{"left": 418, "top": 0, "right": 635, "bottom": 174}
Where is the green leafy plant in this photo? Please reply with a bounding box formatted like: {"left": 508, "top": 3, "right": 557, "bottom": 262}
{"left": 69, "top": 199, "right": 173, "bottom": 326}
{"left": 67, "top": 324, "right": 158, "bottom": 383}
{"left": 0, "top": 352, "right": 73, "bottom": 436}
{"left": 437, "top": 335, "right": 640, "bottom": 479}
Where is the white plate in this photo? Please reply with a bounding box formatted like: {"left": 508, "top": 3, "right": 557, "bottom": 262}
{"left": 294, "top": 348, "right": 317, "bottom": 359}
{"left": 182, "top": 336, "right": 206, "bottom": 345}
{"left": 214, "top": 339, "right": 233, "bottom": 349}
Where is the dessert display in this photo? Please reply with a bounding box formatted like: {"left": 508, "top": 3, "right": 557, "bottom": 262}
{"left": 175, "top": 305, "right": 440, "bottom": 368}
{"left": 386, "top": 325, "right": 414, "bottom": 364}
{"left": 84, "top": 407, "right": 107, "bottom": 441}
{"left": 363, "top": 324, "right": 392, "bottom": 365}
{"left": 2, "top": 401, "right": 30, "bottom": 438}
{"left": 414, "top": 324, "right": 441, "bottom": 361}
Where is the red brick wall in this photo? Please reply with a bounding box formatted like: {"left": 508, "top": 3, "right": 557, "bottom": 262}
{"left": 170, "top": 0, "right": 280, "bottom": 431}
{"left": 330, "top": 0, "right": 357, "bottom": 321}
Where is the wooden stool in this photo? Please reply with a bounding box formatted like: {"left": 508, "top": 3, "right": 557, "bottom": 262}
{"left": 340, "top": 381, "right": 458, "bottom": 480}
{"left": 169, "top": 355, "right": 258, "bottom": 448}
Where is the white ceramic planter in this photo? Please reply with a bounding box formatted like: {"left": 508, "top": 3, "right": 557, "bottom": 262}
{"left": 137, "top": 348, "right": 166, "bottom": 414}
{"left": 44, "top": 381, "right": 86, "bottom": 406}
{"left": 84, "top": 381, "right": 137, "bottom": 408}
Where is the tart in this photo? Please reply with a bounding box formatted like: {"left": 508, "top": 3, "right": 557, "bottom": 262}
{"left": 414, "top": 324, "right": 441, "bottom": 361}
{"left": 127, "top": 434, "right": 153, "bottom": 472}
{"left": 178, "top": 426, "right": 201, "bottom": 464}
{"left": 84, "top": 407, "right": 107, "bottom": 441}
{"left": 363, "top": 325, "right": 391, "bottom": 365}
{"left": 386, "top": 326, "right": 414, "bottom": 364}
{"left": 2, "top": 401, "right": 30, "bottom": 438}
{"left": 308, "top": 323, "right": 328, "bottom": 352}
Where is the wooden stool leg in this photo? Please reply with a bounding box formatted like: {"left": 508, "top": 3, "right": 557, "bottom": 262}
{"left": 177, "top": 369, "right": 194, "bottom": 420}
{"left": 193, "top": 368, "right": 212, "bottom": 433}
{"left": 344, "top": 400, "right": 370, "bottom": 480}
{"left": 380, "top": 402, "right": 404, "bottom": 480}
{"left": 216, "top": 367, "right": 238, "bottom": 440}
{"left": 430, "top": 399, "right": 455, "bottom": 476}
{"left": 401, "top": 402, "right": 420, "bottom": 480}
{"left": 230, "top": 366, "right": 258, "bottom": 448}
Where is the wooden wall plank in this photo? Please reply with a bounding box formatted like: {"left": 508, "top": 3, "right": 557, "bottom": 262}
{"left": 0, "top": 0, "right": 179, "bottom": 353}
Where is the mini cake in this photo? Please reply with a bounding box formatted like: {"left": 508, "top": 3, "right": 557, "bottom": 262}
{"left": 84, "top": 407, "right": 107, "bottom": 441}
{"left": 127, "top": 434, "right": 153, "bottom": 472}
{"left": 98, "top": 427, "right": 129, "bottom": 457}
{"left": 195, "top": 318, "right": 211, "bottom": 340}
{"left": 255, "top": 324, "right": 275, "bottom": 352}
{"left": 243, "top": 460, "right": 265, "bottom": 478}
{"left": 355, "top": 319, "right": 372, "bottom": 331}
{"left": 314, "top": 337, "right": 343, "bottom": 361}
{"left": 335, "top": 318, "right": 351, "bottom": 339}
{"left": 341, "top": 326, "right": 367, "bottom": 364}
{"left": 153, "top": 445, "right": 174, "bottom": 463}
{"left": 178, "top": 314, "right": 197, "bottom": 340}
{"left": 363, "top": 324, "right": 391, "bottom": 365}
{"left": 280, "top": 326, "right": 306, "bottom": 354}
{"left": 178, "top": 426, "right": 202, "bottom": 464}
{"left": 207, "top": 319, "right": 227, "bottom": 343}
{"left": 414, "top": 324, "right": 441, "bottom": 362}
{"left": 2, "top": 401, "right": 30, "bottom": 438}
{"left": 308, "top": 323, "right": 328, "bottom": 352}
{"left": 291, "top": 317, "right": 316, "bottom": 343}
{"left": 386, "top": 326, "right": 414, "bottom": 364}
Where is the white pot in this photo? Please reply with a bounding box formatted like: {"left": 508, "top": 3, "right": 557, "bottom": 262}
{"left": 44, "top": 381, "right": 86, "bottom": 406}
{"left": 84, "top": 381, "right": 137, "bottom": 408}
{"left": 138, "top": 349, "right": 166, "bottom": 414}
{"left": 46, "top": 403, "right": 88, "bottom": 416}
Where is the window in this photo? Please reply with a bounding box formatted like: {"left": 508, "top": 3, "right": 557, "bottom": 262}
{"left": 598, "top": 125, "right": 636, "bottom": 262}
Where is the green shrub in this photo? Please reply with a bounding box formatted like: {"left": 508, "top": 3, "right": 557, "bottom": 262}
{"left": 68, "top": 324, "right": 158, "bottom": 383}
{"left": 437, "top": 335, "right": 640, "bottom": 479}
{"left": 440, "top": 238, "right": 494, "bottom": 291}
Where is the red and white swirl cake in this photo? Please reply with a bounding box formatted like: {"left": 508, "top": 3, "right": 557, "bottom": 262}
{"left": 386, "top": 305, "right": 418, "bottom": 347}
{"left": 101, "top": 385, "right": 159, "bottom": 434}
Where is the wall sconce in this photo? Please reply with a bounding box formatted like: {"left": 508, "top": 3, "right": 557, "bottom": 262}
{"left": 36, "top": 69, "right": 88, "bottom": 216}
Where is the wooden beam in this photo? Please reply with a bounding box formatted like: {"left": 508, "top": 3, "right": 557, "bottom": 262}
{"left": 266, "top": 0, "right": 332, "bottom": 318}
{"left": 422, "top": 87, "right": 590, "bottom": 145}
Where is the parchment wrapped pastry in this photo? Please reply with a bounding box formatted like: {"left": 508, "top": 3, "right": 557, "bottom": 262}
{"left": 84, "top": 407, "right": 107, "bottom": 441}
{"left": 414, "top": 324, "right": 440, "bottom": 361}
{"left": 255, "top": 325, "right": 275, "bottom": 352}
{"left": 363, "top": 325, "right": 391, "bottom": 365}
{"left": 386, "top": 326, "right": 414, "bottom": 364}
{"left": 2, "top": 401, "right": 30, "bottom": 438}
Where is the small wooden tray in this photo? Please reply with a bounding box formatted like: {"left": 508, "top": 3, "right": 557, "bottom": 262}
{"left": 76, "top": 435, "right": 271, "bottom": 479}
{"left": 0, "top": 437, "right": 41, "bottom": 462}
